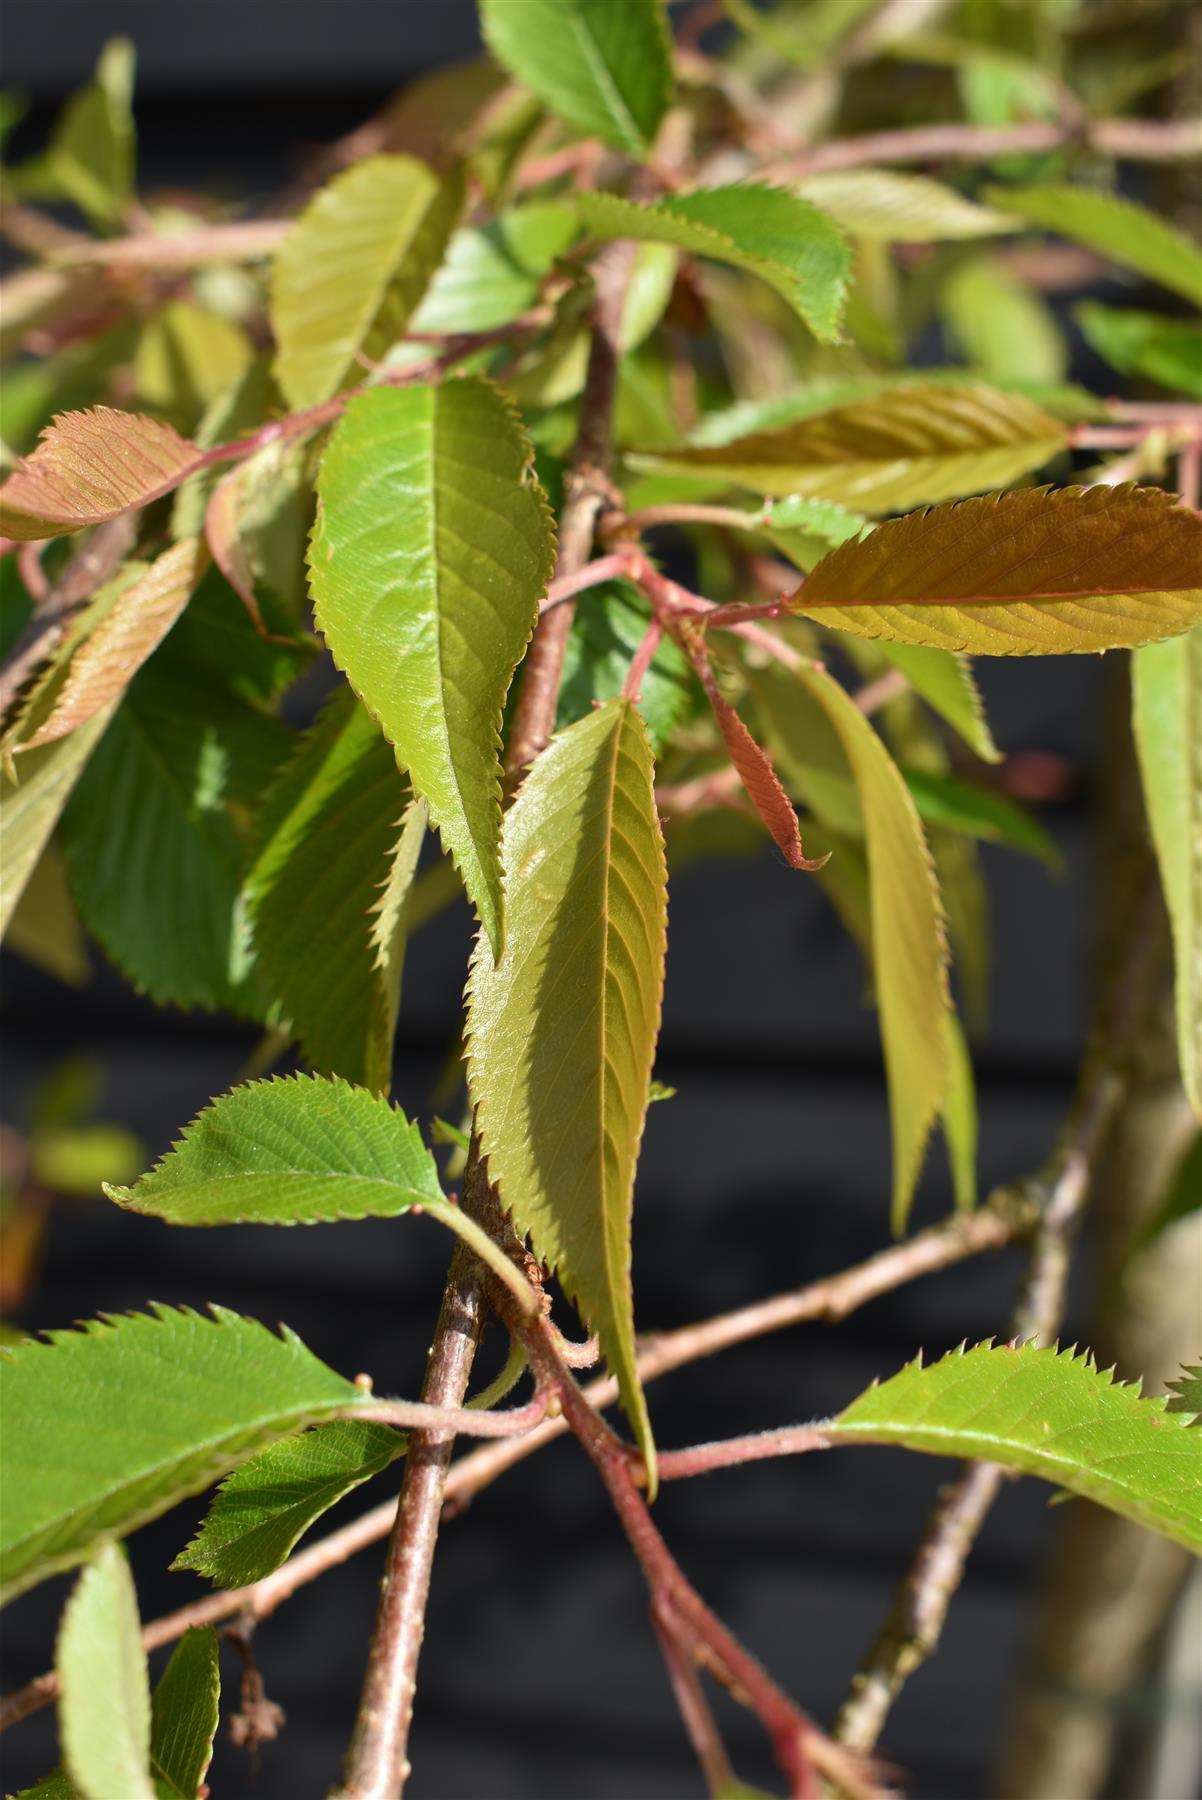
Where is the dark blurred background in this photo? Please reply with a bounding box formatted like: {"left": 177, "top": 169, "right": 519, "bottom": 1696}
{"left": 0, "top": 4, "right": 1176, "bottom": 1797}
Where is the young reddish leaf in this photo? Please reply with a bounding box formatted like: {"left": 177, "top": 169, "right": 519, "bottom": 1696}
{"left": 204, "top": 459, "right": 263, "bottom": 628}
{"left": 795, "top": 485, "right": 1202, "bottom": 654}
{"left": 19, "top": 540, "right": 210, "bottom": 751}
{"left": 0, "top": 408, "right": 202, "bottom": 540}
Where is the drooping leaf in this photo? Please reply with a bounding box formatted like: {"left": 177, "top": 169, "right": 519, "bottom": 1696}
{"left": 1076, "top": 302, "right": 1202, "bottom": 403}
{"left": 902, "top": 767, "right": 1061, "bottom": 870}
{"left": 172, "top": 1421, "right": 404, "bottom": 1588}
{"left": 480, "top": 0, "right": 672, "bottom": 157}
{"left": 797, "top": 169, "right": 1016, "bottom": 241}
{"left": 466, "top": 700, "right": 666, "bottom": 1484}
{"left": 409, "top": 203, "right": 580, "bottom": 336}
{"left": 134, "top": 301, "right": 253, "bottom": 433}
{"left": 796, "top": 486, "right": 1202, "bottom": 654}
{"left": 18, "top": 540, "right": 210, "bottom": 751}
{"left": 244, "top": 692, "right": 411, "bottom": 1089}
{"left": 365, "top": 795, "right": 430, "bottom": 1089}
{"left": 0, "top": 709, "right": 114, "bottom": 937}
{"left": 1133, "top": 627, "right": 1202, "bottom": 1116}
{"left": 868, "top": 642, "right": 999, "bottom": 764}
{"left": 557, "top": 581, "right": 696, "bottom": 754}
{"left": 632, "top": 384, "right": 1066, "bottom": 511}
{"left": 940, "top": 256, "right": 1066, "bottom": 385}
{"left": 989, "top": 183, "right": 1202, "bottom": 309}
{"left": 1166, "top": 1366, "right": 1202, "bottom": 1426}
{"left": 0, "top": 1305, "right": 365, "bottom": 1602}
{"left": 203, "top": 435, "right": 314, "bottom": 627}
{"left": 34, "top": 38, "right": 135, "bottom": 232}
{"left": 747, "top": 665, "right": 860, "bottom": 836}
{"left": 270, "top": 155, "right": 464, "bottom": 409}
{"left": 0, "top": 408, "right": 202, "bottom": 541}
{"left": 6, "top": 843, "right": 91, "bottom": 985}
{"left": 827, "top": 1342, "right": 1202, "bottom": 1552}
{"left": 149, "top": 1628, "right": 221, "bottom": 1800}
{"left": 580, "top": 186, "right": 851, "bottom": 344}
{"left": 57, "top": 1543, "right": 154, "bottom": 1800}
{"left": 309, "top": 379, "right": 555, "bottom": 957}
{"left": 706, "top": 677, "right": 829, "bottom": 871}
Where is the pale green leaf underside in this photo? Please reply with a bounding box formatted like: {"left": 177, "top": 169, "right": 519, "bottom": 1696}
{"left": 799, "top": 485, "right": 1202, "bottom": 655}
{"left": 580, "top": 185, "right": 850, "bottom": 344}
{"left": 57, "top": 1543, "right": 154, "bottom": 1800}
{"left": 172, "top": 1421, "right": 404, "bottom": 1588}
{"left": 0, "top": 707, "right": 115, "bottom": 938}
{"left": 632, "top": 383, "right": 1065, "bottom": 512}
{"left": 0, "top": 1305, "right": 363, "bottom": 1602}
{"left": 149, "top": 1628, "right": 221, "bottom": 1800}
{"left": 1133, "top": 628, "right": 1202, "bottom": 1116}
{"left": 106, "top": 1073, "right": 444, "bottom": 1225}
{"left": 989, "top": 183, "right": 1202, "bottom": 309}
{"left": 797, "top": 168, "right": 1017, "bottom": 242}
{"left": 830, "top": 1342, "right": 1202, "bottom": 1552}
{"left": 310, "top": 379, "right": 554, "bottom": 958}
{"left": 1166, "top": 1366, "right": 1202, "bottom": 1425}
{"left": 467, "top": 700, "right": 666, "bottom": 1485}
{"left": 270, "top": 155, "right": 464, "bottom": 410}
{"left": 480, "top": 0, "right": 672, "bottom": 156}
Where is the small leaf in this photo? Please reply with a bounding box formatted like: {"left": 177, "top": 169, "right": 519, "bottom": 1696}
{"left": 409, "top": 203, "right": 580, "bottom": 336}
{"left": 1076, "top": 302, "right": 1202, "bottom": 403}
{"left": 0, "top": 709, "right": 114, "bottom": 937}
{"left": 0, "top": 409, "right": 201, "bottom": 540}
{"left": 106, "top": 1073, "right": 443, "bottom": 1225}
{"left": 797, "top": 169, "right": 1017, "bottom": 241}
{"left": 902, "top": 767, "right": 1061, "bottom": 870}
{"left": 6, "top": 844, "right": 91, "bottom": 985}
{"left": 149, "top": 1628, "right": 221, "bottom": 1800}
{"left": 19, "top": 540, "right": 210, "bottom": 751}
{"left": 467, "top": 700, "right": 666, "bottom": 1485}
{"left": 244, "top": 693, "right": 411, "bottom": 1089}
{"left": 39, "top": 38, "right": 135, "bottom": 232}
{"left": 989, "top": 183, "right": 1202, "bottom": 309}
{"left": 870, "top": 642, "right": 999, "bottom": 765}
{"left": 632, "top": 383, "right": 1065, "bottom": 512}
{"left": 1133, "top": 627, "right": 1201, "bottom": 1116}
{"left": 1166, "top": 1366, "right": 1202, "bottom": 1426}
{"left": 309, "top": 379, "right": 555, "bottom": 958}
{"left": 796, "top": 486, "right": 1202, "bottom": 654}
{"left": 580, "top": 186, "right": 851, "bottom": 344}
{"left": 828, "top": 1342, "right": 1202, "bottom": 1552}
{"left": 57, "top": 1543, "right": 154, "bottom": 1800}
{"left": 134, "top": 301, "right": 253, "bottom": 432}
{"left": 0, "top": 1305, "right": 364, "bottom": 1602}
{"left": 270, "top": 155, "right": 464, "bottom": 409}
{"left": 707, "top": 680, "right": 828, "bottom": 871}
{"left": 172, "top": 1422, "right": 404, "bottom": 1588}
{"left": 366, "top": 794, "right": 429, "bottom": 1088}
{"left": 481, "top": 0, "right": 673, "bottom": 157}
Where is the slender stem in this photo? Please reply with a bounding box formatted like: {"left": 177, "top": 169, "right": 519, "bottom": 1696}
{"left": 348, "top": 1391, "right": 547, "bottom": 1439}
{"left": 651, "top": 1602, "right": 738, "bottom": 1796}
{"left": 0, "top": 1200, "right": 1031, "bottom": 1736}
{"left": 623, "top": 620, "right": 664, "bottom": 702}
{"left": 765, "top": 114, "right": 1202, "bottom": 178}
{"left": 655, "top": 1425, "right": 831, "bottom": 1480}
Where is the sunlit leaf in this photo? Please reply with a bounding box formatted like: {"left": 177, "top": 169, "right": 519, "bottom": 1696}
{"left": 149, "top": 1628, "right": 221, "bottom": 1800}
{"left": 828, "top": 1342, "right": 1202, "bottom": 1551}
{"left": 0, "top": 408, "right": 201, "bottom": 540}
{"left": 480, "top": 0, "right": 672, "bottom": 156}
{"left": 0, "top": 1306, "right": 364, "bottom": 1602}
{"left": 872, "top": 642, "right": 999, "bottom": 763}
{"left": 632, "top": 384, "right": 1065, "bottom": 511}
{"left": 557, "top": 581, "right": 695, "bottom": 754}
{"left": 902, "top": 768, "right": 1061, "bottom": 870}
{"left": 989, "top": 183, "right": 1202, "bottom": 309}
{"left": 797, "top": 486, "right": 1202, "bottom": 654}
{"left": 410, "top": 203, "right": 579, "bottom": 336}
{"left": 134, "top": 301, "right": 253, "bottom": 432}
{"left": 580, "top": 186, "right": 851, "bottom": 344}
{"left": 270, "top": 155, "right": 464, "bottom": 409}
{"left": 1076, "top": 302, "right": 1202, "bottom": 404}
{"left": 797, "top": 169, "right": 1016, "bottom": 241}
{"left": 1133, "top": 627, "right": 1201, "bottom": 1116}
{"left": 172, "top": 1422, "right": 404, "bottom": 1587}
{"left": 467, "top": 700, "right": 666, "bottom": 1484}
{"left": 310, "top": 379, "right": 554, "bottom": 958}
{"left": 57, "top": 1543, "right": 153, "bottom": 1800}
{"left": 1166, "top": 1366, "right": 1202, "bottom": 1426}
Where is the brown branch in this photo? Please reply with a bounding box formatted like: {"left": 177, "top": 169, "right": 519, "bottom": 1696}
{"left": 767, "top": 113, "right": 1202, "bottom": 177}
{"left": 0, "top": 1199, "right": 1030, "bottom": 1737}
{"left": 0, "top": 516, "right": 138, "bottom": 719}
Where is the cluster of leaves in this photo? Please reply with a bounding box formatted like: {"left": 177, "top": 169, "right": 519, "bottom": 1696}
{"left": 1, "top": 1, "right": 1200, "bottom": 1793}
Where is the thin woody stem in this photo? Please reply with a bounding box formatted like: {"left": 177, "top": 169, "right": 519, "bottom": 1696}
{"left": 651, "top": 1601, "right": 738, "bottom": 1795}
{"left": 764, "top": 114, "right": 1202, "bottom": 178}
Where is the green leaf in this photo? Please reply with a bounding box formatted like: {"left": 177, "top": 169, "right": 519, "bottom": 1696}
{"left": 480, "top": 0, "right": 672, "bottom": 157}
{"left": 365, "top": 795, "right": 430, "bottom": 1089}
{"left": 42, "top": 39, "right": 135, "bottom": 232}
{"left": 1076, "top": 301, "right": 1202, "bottom": 404}
{"left": 632, "top": 384, "right": 1066, "bottom": 512}
{"left": 310, "top": 379, "right": 555, "bottom": 958}
{"left": 828, "top": 1342, "right": 1202, "bottom": 1552}
{"left": 12, "top": 1774, "right": 80, "bottom": 1799}
{"left": 941, "top": 1010, "right": 978, "bottom": 1212}
{"left": 0, "top": 1305, "right": 364, "bottom": 1602}
{"left": 902, "top": 767, "right": 1061, "bottom": 870}
{"left": 0, "top": 709, "right": 114, "bottom": 937}
{"left": 1126, "top": 1132, "right": 1202, "bottom": 1264}
{"left": 6, "top": 843, "right": 91, "bottom": 985}
{"left": 872, "top": 642, "right": 999, "bottom": 763}
{"left": 149, "top": 1628, "right": 221, "bottom": 1800}
{"left": 1133, "top": 627, "right": 1202, "bottom": 1116}
{"left": 797, "top": 169, "right": 1016, "bottom": 241}
{"left": 579, "top": 186, "right": 851, "bottom": 344}
{"left": 1166, "top": 1366, "right": 1202, "bottom": 1426}
{"left": 797, "top": 486, "right": 1202, "bottom": 654}
{"left": 134, "top": 301, "right": 253, "bottom": 433}
{"left": 244, "top": 693, "right": 411, "bottom": 1089}
{"left": 941, "top": 256, "right": 1066, "bottom": 386}
{"left": 270, "top": 155, "right": 464, "bottom": 410}
{"left": 410, "top": 203, "right": 580, "bottom": 336}
{"left": 106, "top": 1073, "right": 442, "bottom": 1225}
{"left": 557, "top": 580, "right": 694, "bottom": 753}
{"left": 466, "top": 700, "right": 666, "bottom": 1485}
{"left": 172, "top": 1421, "right": 404, "bottom": 1588}
{"left": 0, "top": 407, "right": 201, "bottom": 541}
{"left": 989, "top": 183, "right": 1202, "bottom": 309}
{"left": 57, "top": 1543, "right": 154, "bottom": 1800}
